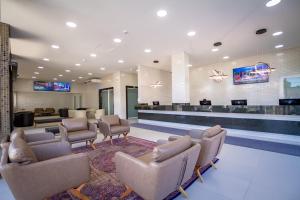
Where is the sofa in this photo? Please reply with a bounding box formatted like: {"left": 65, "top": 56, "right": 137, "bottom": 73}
{"left": 59, "top": 118, "right": 98, "bottom": 149}
{"left": 98, "top": 115, "right": 130, "bottom": 144}
{"left": 115, "top": 135, "right": 201, "bottom": 199}
{"left": 0, "top": 137, "right": 90, "bottom": 200}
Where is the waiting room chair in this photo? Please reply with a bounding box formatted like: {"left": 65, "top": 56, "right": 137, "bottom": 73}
{"left": 115, "top": 135, "right": 201, "bottom": 199}
{"left": 59, "top": 118, "right": 97, "bottom": 149}
{"left": 34, "top": 108, "right": 44, "bottom": 116}
{"left": 0, "top": 137, "right": 90, "bottom": 200}
{"left": 169, "top": 125, "right": 226, "bottom": 182}
{"left": 98, "top": 115, "right": 130, "bottom": 144}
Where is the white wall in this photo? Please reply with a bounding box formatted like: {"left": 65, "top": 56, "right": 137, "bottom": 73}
{"left": 138, "top": 65, "right": 172, "bottom": 105}
{"left": 190, "top": 48, "right": 300, "bottom": 105}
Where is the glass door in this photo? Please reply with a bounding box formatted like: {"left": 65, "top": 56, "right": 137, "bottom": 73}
{"left": 99, "top": 88, "right": 114, "bottom": 115}
{"left": 126, "top": 86, "right": 138, "bottom": 118}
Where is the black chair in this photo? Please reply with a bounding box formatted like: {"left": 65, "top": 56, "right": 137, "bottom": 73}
{"left": 58, "top": 108, "right": 69, "bottom": 117}
{"left": 14, "top": 111, "right": 34, "bottom": 127}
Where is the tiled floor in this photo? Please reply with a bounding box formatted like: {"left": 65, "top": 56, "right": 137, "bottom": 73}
{"left": 1, "top": 126, "right": 300, "bottom": 200}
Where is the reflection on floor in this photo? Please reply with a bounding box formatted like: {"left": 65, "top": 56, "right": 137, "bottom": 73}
{"left": 1, "top": 127, "right": 300, "bottom": 200}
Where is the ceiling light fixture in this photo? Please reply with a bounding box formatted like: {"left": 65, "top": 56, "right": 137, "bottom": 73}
{"left": 100, "top": 67, "right": 106, "bottom": 71}
{"left": 144, "top": 49, "right": 152, "bottom": 53}
{"left": 88, "top": 72, "right": 93, "bottom": 76}
{"left": 43, "top": 58, "right": 50, "bottom": 61}
{"left": 58, "top": 74, "right": 63, "bottom": 77}
{"left": 275, "top": 44, "right": 284, "bottom": 49}
{"left": 72, "top": 80, "right": 76, "bottom": 82}
{"left": 53, "top": 78, "right": 58, "bottom": 81}
{"left": 187, "top": 31, "right": 196, "bottom": 37}
{"left": 51, "top": 44, "right": 60, "bottom": 49}
{"left": 118, "top": 59, "right": 124, "bottom": 63}
{"left": 78, "top": 76, "right": 83, "bottom": 79}
{"left": 266, "top": 0, "right": 281, "bottom": 7}
{"left": 187, "top": 64, "right": 192, "bottom": 67}
{"left": 65, "top": 69, "right": 71, "bottom": 72}
{"left": 209, "top": 70, "right": 228, "bottom": 82}
{"left": 75, "top": 63, "right": 81, "bottom": 66}
{"left": 211, "top": 48, "right": 219, "bottom": 52}
{"left": 66, "top": 21, "right": 77, "bottom": 28}
{"left": 90, "top": 53, "right": 97, "bottom": 57}
{"left": 37, "top": 66, "right": 44, "bottom": 69}
{"left": 223, "top": 56, "right": 230, "bottom": 59}
{"left": 113, "top": 38, "right": 122, "bottom": 43}
{"left": 272, "top": 31, "right": 283, "bottom": 36}
{"left": 34, "top": 72, "right": 40, "bottom": 75}
{"left": 156, "top": 9, "right": 167, "bottom": 17}
{"left": 32, "top": 76, "right": 37, "bottom": 79}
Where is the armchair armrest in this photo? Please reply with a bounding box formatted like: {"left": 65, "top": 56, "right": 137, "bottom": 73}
{"left": 120, "top": 119, "right": 129, "bottom": 126}
{"left": 188, "top": 129, "right": 206, "bottom": 139}
{"left": 31, "top": 141, "right": 72, "bottom": 161}
{"left": 98, "top": 121, "right": 110, "bottom": 137}
{"left": 88, "top": 122, "right": 98, "bottom": 133}
{"left": 29, "top": 138, "right": 60, "bottom": 146}
{"left": 1, "top": 153, "right": 90, "bottom": 200}
{"left": 24, "top": 132, "right": 55, "bottom": 143}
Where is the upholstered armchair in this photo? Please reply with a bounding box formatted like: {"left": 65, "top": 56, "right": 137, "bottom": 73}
{"left": 98, "top": 115, "right": 130, "bottom": 144}
{"left": 0, "top": 138, "right": 90, "bottom": 200}
{"left": 94, "top": 109, "right": 105, "bottom": 120}
{"left": 115, "top": 136, "right": 201, "bottom": 199}
{"left": 59, "top": 118, "right": 97, "bottom": 149}
{"left": 169, "top": 125, "right": 227, "bottom": 182}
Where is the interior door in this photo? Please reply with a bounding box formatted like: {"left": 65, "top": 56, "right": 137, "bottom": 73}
{"left": 99, "top": 88, "right": 114, "bottom": 115}
{"left": 126, "top": 86, "right": 138, "bottom": 118}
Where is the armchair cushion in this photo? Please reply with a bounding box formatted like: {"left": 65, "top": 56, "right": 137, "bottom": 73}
{"left": 8, "top": 137, "right": 38, "bottom": 165}
{"left": 67, "top": 130, "right": 97, "bottom": 142}
{"left": 101, "top": 115, "right": 120, "bottom": 126}
{"left": 153, "top": 135, "right": 192, "bottom": 162}
{"left": 62, "top": 118, "right": 88, "bottom": 132}
{"left": 31, "top": 141, "right": 72, "bottom": 161}
{"left": 203, "top": 125, "right": 222, "bottom": 138}
{"left": 24, "top": 132, "right": 55, "bottom": 143}
{"left": 110, "top": 125, "right": 130, "bottom": 134}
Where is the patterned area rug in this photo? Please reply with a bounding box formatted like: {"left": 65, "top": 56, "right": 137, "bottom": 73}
{"left": 50, "top": 136, "right": 217, "bottom": 200}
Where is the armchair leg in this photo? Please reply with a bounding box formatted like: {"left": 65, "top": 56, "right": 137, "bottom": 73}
{"left": 90, "top": 140, "right": 96, "bottom": 150}
{"left": 110, "top": 136, "right": 113, "bottom": 145}
{"left": 102, "top": 136, "right": 107, "bottom": 141}
{"left": 123, "top": 132, "right": 128, "bottom": 140}
{"left": 210, "top": 161, "right": 217, "bottom": 169}
{"left": 68, "top": 183, "right": 90, "bottom": 200}
{"left": 196, "top": 168, "right": 204, "bottom": 183}
{"left": 120, "top": 185, "right": 132, "bottom": 199}
{"left": 178, "top": 186, "right": 188, "bottom": 198}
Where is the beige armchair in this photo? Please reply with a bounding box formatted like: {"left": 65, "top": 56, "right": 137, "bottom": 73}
{"left": 169, "top": 125, "right": 226, "bottom": 182}
{"left": 95, "top": 109, "right": 105, "bottom": 120}
{"left": 98, "top": 115, "right": 130, "bottom": 144}
{"left": 115, "top": 136, "right": 201, "bottom": 199}
{"left": 59, "top": 118, "right": 97, "bottom": 149}
{"left": 0, "top": 137, "right": 90, "bottom": 200}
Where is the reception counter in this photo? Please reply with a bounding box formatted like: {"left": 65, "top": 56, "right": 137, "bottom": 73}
{"left": 137, "top": 105, "right": 300, "bottom": 136}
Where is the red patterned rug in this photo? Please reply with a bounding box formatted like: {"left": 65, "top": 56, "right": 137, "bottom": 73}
{"left": 50, "top": 136, "right": 217, "bottom": 200}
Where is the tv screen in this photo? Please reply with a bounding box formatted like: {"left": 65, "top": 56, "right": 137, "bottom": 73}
{"left": 53, "top": 82, "right": 71, "bottom": 92}
{"left": 233, "top": 63, "right": 269, "bottom": 85}
{"left": 33, "top": 81, "right": 53, "bottom": 91}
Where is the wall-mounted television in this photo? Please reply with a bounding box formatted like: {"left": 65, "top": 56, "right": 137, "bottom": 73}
{"left": 33, "top": 81, "right": 71, "bottom": 92}
{"left": 233, "top": 63, "right": 269, "bottom": 85}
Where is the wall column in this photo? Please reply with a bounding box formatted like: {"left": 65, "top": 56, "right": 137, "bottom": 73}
{"left": 171, "top": 52, "right": 190, "bottom": 104}
{"left": 0, "top": 22, "right": 10, "bottom": 140}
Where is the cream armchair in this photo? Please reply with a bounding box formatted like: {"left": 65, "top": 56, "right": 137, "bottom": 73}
{"left": 169, "top": 125, "right": 226, "bottom": 182}
{"left": 115, "top": 136, "right": 201, "bottom": 199}
{"left": 0, "top": 138, "right": 90, "bottom": 200}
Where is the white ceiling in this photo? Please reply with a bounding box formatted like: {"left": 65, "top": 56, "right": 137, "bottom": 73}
{"left": 2, "top": 0, "right": 300, "bottom": 82}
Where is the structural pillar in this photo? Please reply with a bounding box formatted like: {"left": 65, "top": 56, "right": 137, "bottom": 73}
{"left": 171, "top": 52, "right": 190, "bottom": 104}
{"left": 0, "top": 22, "right": 10, "bottom": 140}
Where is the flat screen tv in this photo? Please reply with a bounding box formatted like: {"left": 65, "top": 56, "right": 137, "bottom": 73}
{"left": 233, "top": 63, "right": 269, "bottom": 85}
{"left": 33, "top": 81, "right": 53, "bottom": 91}
{"left": 53, "top": 82, "right": 71, "bottom": 92}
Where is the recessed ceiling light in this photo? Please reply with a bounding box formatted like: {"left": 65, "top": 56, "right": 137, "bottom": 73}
{"left": 266, "top": 0, "right": 281, "bottom": 7}
{"left": 32, "top": 76, "right": 37, "bottom": 79}
{"left": 212, "top": 48, "right": 219, "bottom": 52}
{"left": 53, "top": 78, "right": 58, "bottom": 81}
{"left": 75, "top": 63, "right": 81, "bottom": 66}
{"left": 90, "top": 53, "right": 97, "bottom": 57}
{"left": 43, "top": 58, "right": 50, "bottom": 61}
{"left": 275, "top": 44, "right": 284, "bottom": 49}
{"left": 78, "top": 76, "right": 83, "bottom": 79}
{"left": 88, "top": 72, "right": 93, "bottom": 75}
{"left": 223, "top": 56, "right": 230, "bottom": 59}
{"left": 34, "top": 72, "right": 40, "bottom": 75}
{"left": 100, "top": 67, "right": 106, "bottom": 71}
{"left": 118, "top": 59, "right": 124, "bottom": 63}
{"left": 51, "top": 44, "right": 60, "bottom": 49}
{"left": 156, "top": 9, "right": 167, "bottom": 17}
{"left": 144, "top": 49, "right": 152, "bottom": 53}
{"left": 187, "top": 31, "right": 196, "bottom": 37}
{"left": 187, "top": 64, "right": 193, "bottom": 67}
{"left": 37, "top": 66, "right": 44, "bottom": 69}
{"left": 272, "top": 31, "right": 283, "bottom": 36}
{"left": 72, "top": 79, "right": 76, "bottom": 82}
{"left": 65, "top": 69, "right": 71, "bottom": 72}
{"left": 113, "top": 38, "right": 122, "bottom": 43}
{"left": 66, "top": 21, "right": 77, "bottom": 28}
{"left": 58, "top": 74, "right": 63, "bottom": 77}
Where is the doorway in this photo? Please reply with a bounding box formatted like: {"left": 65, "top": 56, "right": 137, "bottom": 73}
{"left": 126, "top": 86, "right": 138, "bottom": 119}
{"left": 99, "top": 87, "right": 114, "bottom": 115}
